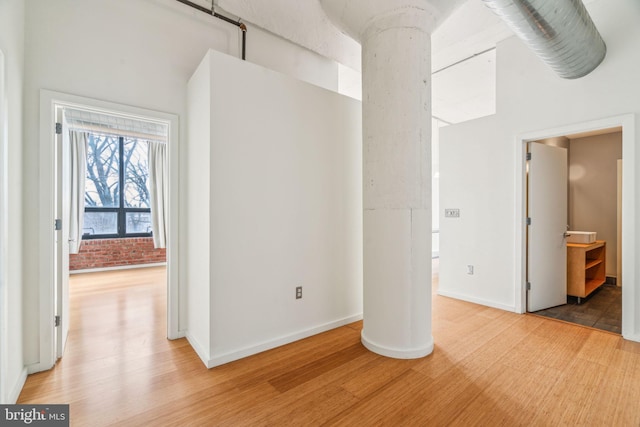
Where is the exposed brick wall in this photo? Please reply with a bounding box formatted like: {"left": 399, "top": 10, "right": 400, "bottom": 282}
{"left": 69, "top": 237, "right": 166, "bottom": 271}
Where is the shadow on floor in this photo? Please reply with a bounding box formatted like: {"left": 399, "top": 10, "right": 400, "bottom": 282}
{"left": 533, "top": 284, "right": 622, "bottom": 334}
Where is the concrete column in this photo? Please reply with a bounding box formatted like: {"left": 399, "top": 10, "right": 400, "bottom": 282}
{"left": 320, "top": 0, "right": 464, "bottom": 359}
{"left": 360, "top": 9, "right": 433, "bottom": 359}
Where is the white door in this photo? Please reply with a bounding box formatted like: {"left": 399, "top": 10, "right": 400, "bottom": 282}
{"left": 55, "top": 110, "right": 71, "bottom": 358}
{"left": 528, "top": 142, "right": 568, "bottom": 312}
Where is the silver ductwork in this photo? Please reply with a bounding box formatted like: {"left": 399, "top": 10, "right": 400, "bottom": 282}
{"left": 482, "top": 0, "right": 606, "bottom": 79}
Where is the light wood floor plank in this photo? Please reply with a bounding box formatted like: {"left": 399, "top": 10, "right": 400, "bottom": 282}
{"left": 17, "top": 264, "right": 640, "bottom": 425}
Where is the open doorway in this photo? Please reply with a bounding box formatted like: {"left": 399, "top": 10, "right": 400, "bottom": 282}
{"left": 56, "top": 105, "right": 170, "bottom": 358}
{"left": 0, "top": 49, "right": 7, "bottom": 402}
{"left": 37, "top": 90, "right": 180, "bottom": 372}
{"left": 527, "top": 128, "right": 622, "bottom": 333}
{"left": 515, "top": 114, "right": 637, "bottom": 342}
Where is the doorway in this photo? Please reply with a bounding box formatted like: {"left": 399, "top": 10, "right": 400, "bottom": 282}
{"left": 37, "top": 90, "right": 180, "bottom": 372}
{"left": 527, "top": 129, "right": 622, "bottom": 333}
{"left": 0, "top": 49, "right": 7, "bottom": 401}
{"left": 514, "top": 114, "right": 637, "bottom": 342}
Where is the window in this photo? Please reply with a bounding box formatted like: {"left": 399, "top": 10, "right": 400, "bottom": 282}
{"left": 83, "top": 133, "right": 152, "bottom": 238}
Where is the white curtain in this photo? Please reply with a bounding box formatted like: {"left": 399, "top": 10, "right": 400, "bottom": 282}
{"left": 148, "top": 141, "right": 167, "bottom": 248}
{"left": 69, "top": 131, "right": 88, "bottom": 254}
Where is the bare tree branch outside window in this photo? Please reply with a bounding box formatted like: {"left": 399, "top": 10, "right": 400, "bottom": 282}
{"left": 83, "top": 133, "right": 151, "bottom": 237}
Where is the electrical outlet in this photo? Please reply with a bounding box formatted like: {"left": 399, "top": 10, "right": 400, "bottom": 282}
{"left": 296, "top": 286, "right": 302, "bottom": 299}
{"left": 467, "top": 265, "right": 474, "bottom": 275}
{"left": 445, "top": 208, "right": 460, "bottom": 218}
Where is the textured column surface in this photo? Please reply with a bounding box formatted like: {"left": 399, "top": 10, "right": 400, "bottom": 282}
{"left": 320, "top": 0, "right": 464, "bottom": 359}
{"left": 360, "top": 8, "right": 433, "bottom": 358}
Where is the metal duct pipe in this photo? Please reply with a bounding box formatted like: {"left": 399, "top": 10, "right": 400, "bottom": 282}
{"left": 482, "top": 0, "right": 606, "bottom": 79}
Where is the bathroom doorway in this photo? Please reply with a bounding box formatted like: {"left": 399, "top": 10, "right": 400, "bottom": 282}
{"left": 515, "top": 114, "right": 636, "bottom": 340}
{"left": 529, "top": 128, "right": 622, "bottom": 333}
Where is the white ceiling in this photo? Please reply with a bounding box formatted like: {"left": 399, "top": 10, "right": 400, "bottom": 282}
{"left": 430, "top": 0, "right": 505, "bottom": 124}
{"left": 212, "top": 0, "right": 510, "bottom": 124}
{"left": 207, "top": 0, "right": 602, "bottom": 125}
{"left": 213, "top": 0, "right": 513, "bottom": 73}
{"left": 432, "top": 48, "right": 496, "bottom": 125}
{"left": 431, "top": 0, "right": 511, "bottom": 72}
{"left": 215, "top": 0, "right": 362, "bottom": 70}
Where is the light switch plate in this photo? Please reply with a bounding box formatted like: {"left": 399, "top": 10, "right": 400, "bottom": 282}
{"left": 445, "top": 208, "right": 460, "bottom": 218}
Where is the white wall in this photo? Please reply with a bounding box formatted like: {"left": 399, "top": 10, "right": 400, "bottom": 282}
{"left": 432, "top": 119, "right": 442, "bottom": 257}
{"left": 440, "top": 115, "right": 515, "bottom": 310}
{"left": 0, "top": 0, "right": 26, "bottom": 403}
{"left": 569, "top": 132, "right": 622, "bottom": 278}
{"left": 21, "top": 0, "right": 346, "bottom": 369}
{"left": 440, "top": 0, "right": 640, "bottom": 336}
{"left": 185, "top": 54, "right": 211, "bottom": 362}
{"left": 187, "top": 50, "right": 362, "bottom": 367}
{"left": 246, "top": 24, "right": 339, "bottom": 93}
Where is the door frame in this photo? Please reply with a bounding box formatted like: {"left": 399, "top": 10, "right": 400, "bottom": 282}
{"left": 514, "top": 114, "right": 636, "bottom": 341}
{"left": 0, "top": 49, "right": 7, "bottom": 402}
{"left": 36, "top": 90, "right": 182, "bottom": 372}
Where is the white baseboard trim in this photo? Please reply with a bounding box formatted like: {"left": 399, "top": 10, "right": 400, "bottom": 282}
{"left": 203, "top": 313, "right": 363, "bottom": 369}
{"left": 622, "top": 332, "right": 640, "bottom": 343}
{"left": 361, "top": 331, "right": 434, "bottom": 359}
{"left": 437, "top": 289, "right": 516, "bottom": 313}
{"left": 170, "top": 330, "right": 186, "bottom": 340}
{"left": 26, "top": 360, "right": 55, "bottom": 375}
{"left": 7, "top": 367, "right": 27, "bottom": 404}
{"left": 70, "top": 262, "right": 167, "bottom": 275}
{"left": 185, "top": 333, "right": 210, "bottom": 368}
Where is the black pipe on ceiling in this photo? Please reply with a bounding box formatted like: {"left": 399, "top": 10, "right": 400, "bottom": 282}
{"left": 175, "top": 0, "right": 247, "bottom": 60}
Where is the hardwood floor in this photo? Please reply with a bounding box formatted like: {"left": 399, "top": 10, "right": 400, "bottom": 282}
{"left": 18, "top": 263, "right": 640, "bottom": 426}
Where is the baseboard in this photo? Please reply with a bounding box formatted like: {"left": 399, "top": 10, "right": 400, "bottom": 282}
{"left": 26, "top": 360, "right": 55, "bottom": 375}
{"left": 204, "top": 313, "right": 363, "bottom": 369}
{"left": 69, "top": 262, "right": 167, "bottom": 275}
{"left": 622, "top": 332, "right": 640, "bottom": 343}
{"left": 361, "top": 330, "right": 434, "bottom": 359}
{"left": 170, "top": 330, "right": 186, "bottom": 340}
{"left": 185, "top": 333, "right": 210, "bottom": 368}
{"left": 437, "top": 289, "right": 516, "bottom": 313}
{"left": 7, "top": 367, "right": 27, "bottom": 404}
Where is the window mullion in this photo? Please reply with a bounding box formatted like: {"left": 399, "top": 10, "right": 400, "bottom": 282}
{"left": 119, "top": 136, "right": 125, "bottom": 237}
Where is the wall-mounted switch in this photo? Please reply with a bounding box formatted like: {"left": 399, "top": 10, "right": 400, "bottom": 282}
{"left": 467, "top": 265, "right": 474, "bottom": 275}
{"left": 296, "top": 286, "right": 302, "bottom": 299}
{"left": 445, "top": 208, "right": 460, "bottom": 218}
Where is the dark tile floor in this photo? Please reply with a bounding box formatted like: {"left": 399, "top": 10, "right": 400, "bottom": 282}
{"left": 533, "top": 284, "right": 622, "bottom": 334}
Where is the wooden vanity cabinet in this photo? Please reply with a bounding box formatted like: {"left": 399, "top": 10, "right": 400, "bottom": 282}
{"left": 567, "top": 240, "right": 606, "bottom": 303}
